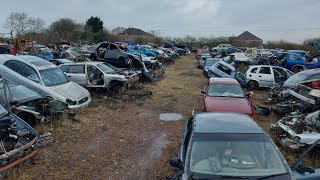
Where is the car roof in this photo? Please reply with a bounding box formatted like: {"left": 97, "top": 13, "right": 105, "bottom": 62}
{"left": 248, "top": 65, "right": 286, "bottom": 69}
{"left": 0, "top": 54, "right": 56, "bottom": 70}
{"left": 61, "top": 61, "right": 103, "bottom": 65}
{"left": 209, "top": 77, "right": 239, "bottom": 85}
{"left": 193, "top": 112, "right": 264, "bottom": 134}
{"left": 298, "top": 68, "right": 320, "bottom": 76}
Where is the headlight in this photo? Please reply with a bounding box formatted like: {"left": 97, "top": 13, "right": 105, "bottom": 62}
{"left": 292, "top": 136, "right": 301, "bottom": 143}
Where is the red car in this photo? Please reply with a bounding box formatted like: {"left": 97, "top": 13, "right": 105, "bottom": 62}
{"left": 202, "top": 78, "right": 256, "bottom": 117}
{"left": 195, "top": 49, "right": 209, "bottom": 59}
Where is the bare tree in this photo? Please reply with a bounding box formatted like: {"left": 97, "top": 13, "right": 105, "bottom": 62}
{"left": 111, "top": 27, "right": 126, "bottom": 35}
{"left": 4, "top": 12, "right": 31, "bottom": 35}
{"left": 28, "top": 17, "right": 45, "bottom": 33}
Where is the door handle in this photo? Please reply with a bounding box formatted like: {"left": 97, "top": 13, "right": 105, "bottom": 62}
{"left": 67, "top": 75, "right": 71, "bottom": 77}
{"left": 259, "top": 75, "right": 262, "bottom": 77}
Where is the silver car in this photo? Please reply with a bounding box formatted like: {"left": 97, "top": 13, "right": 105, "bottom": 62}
{"left": 59, "top": 61, "right": 140, "bottom": 90}
{"left": 0, "top": 55, "right": 91, "bottom": 109}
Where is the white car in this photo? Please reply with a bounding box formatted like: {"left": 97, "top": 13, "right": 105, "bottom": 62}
{"left": 230, "top": 53, "right": 250, "bottom": 63}
{"left": 211, "top": 44, "right": 233, "bottom": 52}
{"left": 59, "top": 61, "right": 140, "bottom": 89}
{"left": 0, "top": 55, "right": 91, "bottom": 109}
{"left": 245, "top": 65, "right": 294, "bottom": 88}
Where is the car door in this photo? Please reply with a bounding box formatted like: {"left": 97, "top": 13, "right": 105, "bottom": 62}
{"left": 66, "top": 65, "right": 87, "bottom": 86}
{"left": 273, "top": 67, "right": 289, "bottom": 84}
{"left": 246, "top": 67, "right": 259, "bottom": 82}
{"left": 257, "top": 67, "right": 274, "bottom": 87}
{"left": 286, "top": 53, "right": 304, "bottom": 69}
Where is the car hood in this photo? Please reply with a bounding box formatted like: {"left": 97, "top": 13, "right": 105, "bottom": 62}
{"left": 205, "top": 96, "right": 252, "bottom": 114}
{"left": 47, "top": 81, "right": 90, "bottom": 101}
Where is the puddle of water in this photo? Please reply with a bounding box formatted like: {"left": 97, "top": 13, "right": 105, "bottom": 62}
{"left": 159, "top": 113, "right": 183, "bottom": 121}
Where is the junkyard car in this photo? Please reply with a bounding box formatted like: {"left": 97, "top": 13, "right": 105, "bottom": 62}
{"left": 0, "top": 95, "right": 39, "bottom": 178}
{"left": 169, "top": 112, "right": 294, "bottom": 179}
{"left": 59, "top": 61, "right": 139, "bottom": 90}
{"left": 211, "top": 44, "right": 233, "bottom": 52}
{"left": 230, "top": 52, "right": 250, "bottom": 64}
{"left": 198, "top": 55, "right": 212, "bottom": 68}
{"left": 90, "top": 42, "right": 132, "bottom": 68}
{"left": 246, "top": 65, "right": 294, "bottom": 89}
{"left": 0, "top": 55, "right": 91, "bottom": 109}
{"left": 270, "top": 110, "right": 320, "bottom": 149}
{"left": 127, "top": 45, "right": 158, "bottom": 57}
{"left": 202, "top": 78, "right": 255, "bottom": 117}
{"left": 0, "top": 73, "right": 67, "bottom": 124}
{"left": 203, "top": 58, "right": 219, "bottom": 77}
{"left": 269, "top": 68, "right": 320, "bottom": 101}
{"left": 207, "top": 60, "right": 246, "bottom": 86}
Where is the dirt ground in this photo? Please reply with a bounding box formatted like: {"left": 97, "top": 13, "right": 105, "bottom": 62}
{"left": 9, "top": 55, "right": 320, "bottom": 180}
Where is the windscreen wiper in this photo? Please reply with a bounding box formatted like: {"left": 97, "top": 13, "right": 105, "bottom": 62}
{"left": 255, "top": 173, "right": 289, "bottom": 180}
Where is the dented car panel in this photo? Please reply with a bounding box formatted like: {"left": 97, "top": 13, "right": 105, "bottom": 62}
{"left": 270, "top": 111, "right": 320, "bottom": 149}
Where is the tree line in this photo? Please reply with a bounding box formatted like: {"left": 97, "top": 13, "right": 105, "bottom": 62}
{"left": 2, "top": 12, "right": 320, "bottom": 54}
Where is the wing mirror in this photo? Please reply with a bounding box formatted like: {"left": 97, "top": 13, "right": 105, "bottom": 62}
{"left": 169, "top": 157, "right": 183, "bottom": 170}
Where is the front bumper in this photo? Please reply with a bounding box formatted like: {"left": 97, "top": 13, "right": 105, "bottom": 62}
{"left": 68, "top": 96, "right": 92, "bottom": 110}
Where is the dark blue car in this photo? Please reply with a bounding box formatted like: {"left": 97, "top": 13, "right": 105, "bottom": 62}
{"left": 169, "top": 112, "right": 320, "bottom": 180}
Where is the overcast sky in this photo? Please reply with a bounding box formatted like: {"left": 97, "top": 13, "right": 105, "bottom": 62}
{"left": 1, "top": 0, "right": 319, "bottom": 42}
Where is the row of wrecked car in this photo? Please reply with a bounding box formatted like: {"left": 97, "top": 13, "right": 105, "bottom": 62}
{"left": 167, "top": 50, "right": 320, "bottom": 179}
{"left": 0, "top": 40, "right": 183, "bottom": 177}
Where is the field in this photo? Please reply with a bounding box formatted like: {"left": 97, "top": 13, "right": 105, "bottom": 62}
{"left": 9, "top": 55, "right": 320, "bottom": 179}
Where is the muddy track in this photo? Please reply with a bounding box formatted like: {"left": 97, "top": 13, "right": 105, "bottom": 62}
{"left": 9, "top": 55, "right": 206, "bottom": 180}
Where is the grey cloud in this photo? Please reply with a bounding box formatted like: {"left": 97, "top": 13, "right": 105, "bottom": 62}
{"left": 0, "top": 0, "right": 318, "bottom": 42}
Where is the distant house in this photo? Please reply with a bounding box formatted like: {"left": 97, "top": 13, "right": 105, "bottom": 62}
{"left": 232, "top": 31, "right": 263, "bottom": 47}
{"left": 117, "top": 28, "right": 154, "bottom": 41}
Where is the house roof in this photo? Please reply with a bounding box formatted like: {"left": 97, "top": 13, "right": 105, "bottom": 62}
{"left": 118, "top": 28, "right": 153, "bottom": 36}
{"left": 235, "top": 31, "right": 262, "bottom": 41}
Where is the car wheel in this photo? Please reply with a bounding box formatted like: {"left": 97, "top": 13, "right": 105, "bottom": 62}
{"left": 247, "top": 80, "right": 259, "bottom": 90}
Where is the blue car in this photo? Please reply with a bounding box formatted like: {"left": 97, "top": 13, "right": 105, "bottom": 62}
{"left": 128, "top": 45, "right": 158, "bottom": 57}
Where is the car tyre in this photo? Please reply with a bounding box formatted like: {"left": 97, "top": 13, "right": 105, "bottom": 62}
{"left": 246, "top": 80, "right": 259, "bottom": 90}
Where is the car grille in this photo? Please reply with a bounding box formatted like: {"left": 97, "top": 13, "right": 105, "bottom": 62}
{"left": 79, "top": 97, "right": 89, "bottom": 104}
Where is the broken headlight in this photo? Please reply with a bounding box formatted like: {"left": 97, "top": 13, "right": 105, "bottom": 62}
{"left": 292, "top": 136, "right": 301, "bottom": 143}
{"left": 66, "top": 99, "right": 77, "bottom": 105}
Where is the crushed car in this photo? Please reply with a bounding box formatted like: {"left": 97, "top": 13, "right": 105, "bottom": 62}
{"left": 0, "top": 97, "right": 39, "bottom": 178}
{"left": 269, "top": 69, "right": 320, "bottom": 102}
{"left": 270, "top": 109, "right": 320, "bottom": 150}
{"left": 207, "top": 60, "right": 246, "bottom": 86}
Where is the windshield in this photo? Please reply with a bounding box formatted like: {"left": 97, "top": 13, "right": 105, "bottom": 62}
{"left": 7, "top": 81, "right": 42, "bottom": 102}
{"left": 97, "top": 63, "right": 116, "bottom": 74}
{"left": 283, "top": 73, "right": 307, "bottom": 87}
{"left": 187, "top": 133, "right": 288, "bottom": 178}
{"left": 208, "top": 83, "right": 244, "bottom": 97}
{"left": 39, "top": 67, "right": 69, "bottom": 86}
{"left": 206, "top": 59, "right": 219, "bottom": 66}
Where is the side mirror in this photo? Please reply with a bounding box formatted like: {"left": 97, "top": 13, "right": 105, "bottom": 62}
{"left": 295, "top": 164, "right": 315, "bottom": 174}
{"left": 201, "top": 90, "right": 206, "bottom": 94}
{"left": 169, "top": 157, "right": 183, "bottom": 170}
